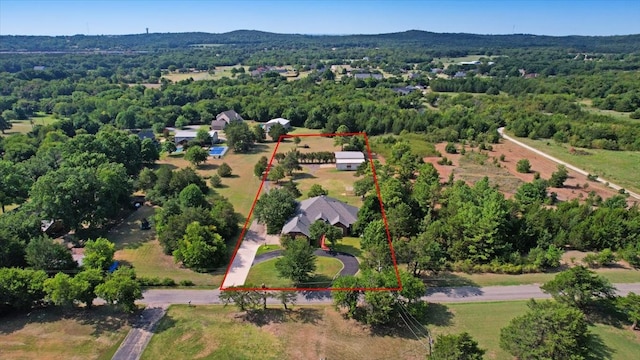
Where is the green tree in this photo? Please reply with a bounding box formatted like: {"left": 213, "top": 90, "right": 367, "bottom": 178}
{"left": 617, "top": 292, "right": 640, "bottom": 330}
{"left": 95, "top": 267, "right": 142, "bottom": 313}
{"left": 173, "top": 222, "right": 226, "bottom": 272}
{"left": 209, "top": 174, "right": 222, "bottom": 188}
{"left": 25, "top": 236, "right": 77, "bottom": 271}
{"left": 254, "top": 188, "right": 297, "bottom": 234}
{"left": 140, "top": 138, "right": 159, "bottom": 166}
{"left": 541, "top": 266, "right": 616, "bottom": 310}
{"left": 0, "top": 160, "right": 31, "bottom": 212}
{"left": 275, "top": 238, "right": 317, "bottom": 284}
{"left": 161, "top": 141, "right": 177, "bottom": 154}
{"left": 83, "top": 237, "right": 116, "bottom": 270}
{"left": 272, "top": 290, "right": 297, "bottom": 310}
{"left": 332, "top": 275, "right": 362, "bottom": 318}
{"left": 252, "top": 124, "right": 266, "bottom": 143}
{"left": 334, "top": 125, "right": 350, "bottom": 150}
{"left": 308, "top": 220, "right": 343, "bottom": 248}
{"left": 184, "top": 146, "right": 208, "bottom": 167}
{"left": 175, "top": 115, "right": 189, "bottom": 129}
{"left": 179, "top": 183, "right": 208, "bottom": 209}
{"left": 254, "top": 156, "right": 268, "bottom": 177}
{"left": 515, "top": 178, "right": 548, "bottom": 205}
{"left": 268, "top": 123, "right": 288, "bottom": 142}
{"left": 500, "top": 300, "right": 590, "bottom": 360}
{"left": 267, "top": 164, "right": 285, "bottom": 184}
{"left": 307, "top": 184, "right": 328, "bottom": 197}
{"left": 444, "top": 142, "right": 457, "bottom": 154}
{"left": 516, "top": 158, "right": 531, "bottom": 173}
{"left": 281, "top": 150, "right": 301, "bottom": 176}
{"left": 219, "top": 286, "right": 263, "bottom": 311}
{"left": 225, "top": 121, "right": 255, "bottom": 153}
{"left": 137, "top": 167, "right": 157, "bottom": 190}
{"left": 0, "top": 267, "right": 48, "bottom": 310}
{"left": 195, "top": 127, "right": 212, "bottom": 145}
{"left": 43, "top": 272, "right": 76, "bottom": 307}
{"left": 0, "top": 114, "right": 12, "bottom": 134}
{"left": 431, "top": 332, "right": 485, "bottom": 360}
{"left": 72, "top": 268, "right": 104, "bottom": 308}
{"left": 549, "top": 164, "right": 569, "bottom": 188}
{"left": 217, "top": 162, "right": 232, "bottom": 177}
{"left": 293, "top": 136, "right": 301, "bottom": 147}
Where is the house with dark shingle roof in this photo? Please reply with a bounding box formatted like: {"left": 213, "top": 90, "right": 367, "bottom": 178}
{"left": 215, "top": 110, "right": 244, "bottom": 124}
{"left": 281, "top": 195, "right": 359, "bottom": 239}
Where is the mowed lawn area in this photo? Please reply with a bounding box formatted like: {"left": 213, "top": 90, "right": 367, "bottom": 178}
{"left": 245, "top": 256, "right": 343, "bottom": 288}
{"left": 513, "top": 136, "right": 640, "bottom": 194}
{"left": 143, "top": 302, "right": 640, "bottom": 360}
{"left": 1, "top": 113, "right": 58, "bottom": 136}
{"left": 0, "top": 306, "right": 132, "bottom": 360}
{"left": 109, "top": 204, "right": 223, "bottom": 287}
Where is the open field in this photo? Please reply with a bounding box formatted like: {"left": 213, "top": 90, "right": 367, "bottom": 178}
{"left": 161, "top": 65, "right": 249, "bottom": 82}
{"left": 109, "top": 205, "right": 223, "bottom": 287}
{"left": 511, "top": 136, "right": 640, "bottom": 196}
{"left": 142, "top": 302, "right": 640, "bottom": 360}
{"left": 0, "top": 306, "right": 132, "bottom": 360}
{"left": 245, "top": 256, "right": 343, "bottom": 288}
{"left": 579, "top": 99, "right": 638, "bottom": 124}
{"left": 1, "top": 113, "right": 58, "bottom": 136}
{"left": 370, "top": 133, "right": 439, "bottom": 161}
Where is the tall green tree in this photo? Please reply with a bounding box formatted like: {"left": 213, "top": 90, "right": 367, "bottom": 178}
{"left": 334, "top": 124, "right": 350, "bottom": 150}
{"left": 184, "top": 146, "right": 208, "bottom": 167}
{"left": 140, "top": 138, "right": 159, "bottom": 165}
{"left": 549, "top": 164, "right": 569, "bottom": 188}
{"left": 83, "top": 237, "right": 116, "bottom": 270}
{"left": 617, "top": 292, "right": 640, "bottom": 330}
{"left": 307, "top": 184, "right": 328, "bottom": 197}
{"left": 275, "top": 238, "right": 317, "bottom": 285}
{"left": 0, "top": 114, "right": 11, "bottom": 134}
{"left": 25, "top": 236, "right": 77, "bottom": 271}
{"left": 0, "top": 160, "right": 31, "bottom": 212}
{"left": 268, "top": 123, "right": 288, "bottom": 142}
{"left": 178, "top": 183, "right": 208, "bottom": 209}
{"left": 72, "top": 268, "right": 104, "bottom": 308}
{"left": 541, "top": 266, "right": 616, "bottom": 310}
{"left": 431, "top": 332, "right": 485, "bottom": 360}
{"left": 254, "top": 188, "right": 297, "bottom": 234}
{"left": 254, "top": 156, "right": 269, "bottom": 177}
{"left": 0, "top": 267, "right": 48, "bottom": 311}
{"left": 43, "top": 272, "right": 76, "bottom": 307}
{"left": 173, "top": 221, "right": 226, "bottom": 272}
{"left": 95, "top": 267, "right": 142, "bottom": 313}
{"left": 225, "top": 121, "right": 255, "bottom": 153}
{"left": 500, "top": 300, "right": 590, "bottom": 360}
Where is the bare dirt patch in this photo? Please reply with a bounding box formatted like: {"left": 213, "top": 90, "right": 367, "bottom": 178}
{"left": 427, "top": 141, "right": 633, "bottom": 204}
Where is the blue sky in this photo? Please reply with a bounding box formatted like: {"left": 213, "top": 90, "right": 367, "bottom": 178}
{"left": 1, "top": 0, "right": 639, "bottom": 36}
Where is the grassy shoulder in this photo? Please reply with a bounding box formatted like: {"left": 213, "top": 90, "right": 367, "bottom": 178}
{"left": 143, "top": 302, "right": 640, "bottom": 360}
{"left": 512, "top": 136, "right": 640, "bottom": 194}
{"left": 443, "top": 268, "right": 640, "bottom": 287}
{"left": 0, "top": 306, "right": 132, "bottom": 360}
{"left": 245, "top": 257, "right": 343, "bottom": 288}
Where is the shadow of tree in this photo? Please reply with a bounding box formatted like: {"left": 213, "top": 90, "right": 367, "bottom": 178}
{"left": 423, "top": 303, "right": 454, "bottom": 326}
{"left": 151, "top": 313, "right": 177, "bottom": 334}
{"left": 586, "top": 300, "right": 627, "bottom": 329}
{"left": 422, "top": 272, "right": 479, "bottom": 288}
{"left": 242, "top": 307, "right": 322, "bottom": 327}
{"left": 585, "top": 332, "right": 614, "bottom": 360}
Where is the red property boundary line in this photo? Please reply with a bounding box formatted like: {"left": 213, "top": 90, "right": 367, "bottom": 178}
{"left": 220, "top": 132, "right": 402, "bottom": 292}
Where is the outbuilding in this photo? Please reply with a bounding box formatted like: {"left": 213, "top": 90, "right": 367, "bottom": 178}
{"left": 334, "top": 151, "right": 366, "bottom": 171}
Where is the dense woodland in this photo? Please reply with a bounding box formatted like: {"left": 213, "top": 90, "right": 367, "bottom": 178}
{"left": 1, "top": 31, "right": 640, "bottom": 334}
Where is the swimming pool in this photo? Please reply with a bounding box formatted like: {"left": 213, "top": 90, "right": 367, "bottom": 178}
{"left": 209, "top": 146, "right": 229, "bottom": 158}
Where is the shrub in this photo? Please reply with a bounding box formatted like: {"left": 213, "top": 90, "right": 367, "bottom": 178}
{"left": 137, "top": 276, "right": 177, "bottom": 287}
{"left": 499, "top": 154, "right": 505, "bottom": 161}
{"left": 587, "top": 173, "right": 598, "bottom": 181}
{"left": 210, "top": 174, "right": 222, "bottom": 188}
{"left": 179, "top": 280, "right": 195, "bottom": 286}
{"left": 217, "top": 163, "right": 232, "bottom": 177}
{"left": 445, "top": 142, "right": 457, "bottom": 154}
{"left": 516, "top": 159, "right": 531, "bottom": 173}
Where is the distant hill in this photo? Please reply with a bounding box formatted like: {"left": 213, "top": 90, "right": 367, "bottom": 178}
{"left": 1, "top": 29, "right": 639, "bottom": 53}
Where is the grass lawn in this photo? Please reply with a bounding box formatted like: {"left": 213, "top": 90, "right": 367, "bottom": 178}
{"left": 109, "top": 205, "right": 222, "bottom": 287}
{"left": 370, "top": 133, "right": 439, "bottom": 161}
{"left": 2, "top": 113, "right": 58, "bottom": 136}
{"left": 0, "top": 306, "right": 132, "bottom": 360}
{"left": 333, "top": 236, "right": 362, "bottom": 259}
{"left": 424, "top": 268, "right": 640, "bottom": 287}
{"left": 144, "top": 302, "right": 640, "bottom": 360}
{"left": 513, "top": 136, "right": 640, "bottom": 194}
{"left": 245, "top": 256, "right": 343, "bottom": 288}
{"left": 256, "top": 244, "right": 281, "bottom": 256}
{"left": 142, "top": 305, "right": 430, "bottom": 360}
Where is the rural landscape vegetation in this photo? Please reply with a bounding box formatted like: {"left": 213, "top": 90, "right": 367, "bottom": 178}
{"left": 1, "top": 22, "right": 640, "bottom": 360}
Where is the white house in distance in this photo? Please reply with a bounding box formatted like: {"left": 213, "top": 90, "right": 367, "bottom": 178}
{"left": 334, "top": 151, "right": 366, "bottom": 171}
{"left": 174, "top": 130, "right": 218, "bottom": 145}
{"left": 263, "top": 118, "right": 292, "bottom": 132}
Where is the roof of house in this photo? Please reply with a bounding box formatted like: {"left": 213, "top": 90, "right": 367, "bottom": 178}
{"left": 281, "top": 195, "right": 359, "bottom": 237}
{"left": 216, "top": 110, "right": 243, "bottom": 122}
{"left": 334, "top": 151, "right": 365, "bottom": 160}
{"left": 266, "top": 118, "right": 291, "bottom": 126}
{"left": 211, "top": 120, "right": 228, "bottom": 128}
{"left": 174, "top": 130, "right": 217, "bottom": 139}
{"left": 136, "top": 130, "right": 156, "bottom": 141}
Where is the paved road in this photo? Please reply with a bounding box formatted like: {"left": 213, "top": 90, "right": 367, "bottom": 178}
{"left": 111, "top": 305, "right": 167, "bottom": 360}
{"left": 139, "top": 283, "right": 640, "bottom": 306}
{"left": 498, "top": 127, "right": 640, "bottom": 200}
{"left": 253, "top": 249, "right": 360, "bottom": 277}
